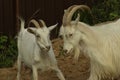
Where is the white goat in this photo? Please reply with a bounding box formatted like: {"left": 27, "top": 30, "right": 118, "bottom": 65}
{"left": 59, "top": 5, "right": 120, "bottom": 80}
{"left": 17, "top": 17, "right": 65, "bottom": 80}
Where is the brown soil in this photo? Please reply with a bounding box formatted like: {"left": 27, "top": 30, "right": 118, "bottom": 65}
{"left": 0, "top": 39, "right": 90, "bottom": 80}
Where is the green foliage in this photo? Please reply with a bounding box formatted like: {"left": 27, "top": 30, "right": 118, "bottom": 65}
{"left": 0, "top": 35, "right": 17, "bottom": 68}
{"left": 72, "top": 0, "right": 120, "bottom": 25}
{"left": 92, "top": 0, "right": 120, "bottom": 24}
{"left": 72, "top": 10, "right": 94, "bottom": 25}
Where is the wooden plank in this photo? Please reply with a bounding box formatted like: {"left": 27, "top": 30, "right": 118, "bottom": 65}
{"left": 0, "top": 0, "right": 89, "bottom": 37}
{"left": 0, "top": 0, "right": 3, "bottom": 34}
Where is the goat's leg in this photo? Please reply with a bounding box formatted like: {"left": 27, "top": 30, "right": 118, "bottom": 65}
{"left": 87, "top": 73, "right": 98, "bottom": 80}
{"left": 17, "top": 55, "right": 22, "bottom": 80}
{"left": 32, "top": 65, "right": 38, "bottom": 80}
{"left": 53, "top": 66, "right": 65, "bottom": 80}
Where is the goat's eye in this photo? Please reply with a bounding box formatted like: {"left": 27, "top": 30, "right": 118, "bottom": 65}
{"left": 59, "top": 35, "right": 63, "bottom": 39}
{"left": 36, "top": 35, "right": 40, "bottom": 38}
{"left": 69, "top": 34, "right": 73, "bottom": 37}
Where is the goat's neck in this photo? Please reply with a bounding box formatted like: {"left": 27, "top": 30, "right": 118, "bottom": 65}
{"left": 77, "top": 22, "right": 95, "bottom": 38}
{"left": 77, "top": 22, "right": 99, "bottom": 45}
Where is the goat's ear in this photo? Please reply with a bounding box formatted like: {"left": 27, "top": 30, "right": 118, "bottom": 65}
{"left": 74, "top": 14, "right": 80, "bottom": 25}
{"left": 48, "top": 23, "right": 58, "bottom": 31}
{"left": 64, "top": 10, "right": 67, "bottom": 13}
{"left": 27, "top": 28, "right": 36, "bottom": 35}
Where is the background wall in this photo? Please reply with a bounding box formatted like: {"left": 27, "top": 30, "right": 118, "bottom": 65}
{"left": 0, "top": 0, "right": 16, "bottom": 36}
{"left": 0, "top": 0, "right": 89, "bottom": 38}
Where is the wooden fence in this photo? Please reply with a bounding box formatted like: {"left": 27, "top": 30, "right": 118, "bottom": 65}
{"left": 0, "top": 0, "right": 90, "bottom": 38}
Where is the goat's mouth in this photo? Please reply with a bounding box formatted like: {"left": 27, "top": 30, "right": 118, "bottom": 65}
{"left": 41, "top": 47, "right": 50, "bottom": 52}
{"left": 63, "top": 48, "right": 73, "bottom": 56}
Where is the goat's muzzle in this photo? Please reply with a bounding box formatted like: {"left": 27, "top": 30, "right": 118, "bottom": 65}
{"left": 46, "top": 46, "right": 50, "bottom": 50}
{"left": 41, "top": 46, "right": 51, "bottom": 52}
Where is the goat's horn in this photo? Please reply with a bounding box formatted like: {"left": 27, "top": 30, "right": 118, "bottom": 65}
{"left": 62, "top": 5, "right": 78, "bottom": 26}
{"left": 39, "top": 20, "right": 46, "bottom": 27}
{"left": 67, "top": 5, "right": 90, "bottom": 26}
{"left": 28, "top": 19, "right": 40, "bottom": 28}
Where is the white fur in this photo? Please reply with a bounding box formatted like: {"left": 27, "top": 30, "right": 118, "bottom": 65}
{"left": 60, "top": 19, "right": 120, "bottom": 80}
{"left": 17, "top": 18, "right": 65, "bottom": 80}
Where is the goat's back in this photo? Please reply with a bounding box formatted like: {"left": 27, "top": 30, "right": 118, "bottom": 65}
{"left": 18, "top": 29, "right": 37, "bottom": 67}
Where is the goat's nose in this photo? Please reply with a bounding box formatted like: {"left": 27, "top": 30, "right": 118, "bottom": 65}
{"left": 63, "top": 49, "right": 68, "bottom": 53}
{"left": 46, "top": 46, "right": 50, "bottom": 50}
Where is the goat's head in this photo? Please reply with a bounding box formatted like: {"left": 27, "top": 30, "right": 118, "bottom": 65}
{"left": 27, "top": 19, "right": 57, "bottom": 51}
{"left": 59, "top": 5, "right": 90, "bottom": 55}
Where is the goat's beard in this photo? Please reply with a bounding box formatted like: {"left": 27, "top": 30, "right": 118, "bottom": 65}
{"left": 63, "top": 46, "right": 80, "bottom": 64}
{"left": 62, "top": 48, "right": 73, "bottom": 57}
{"left": 73, "top": 46, "right": 81, "bottom": 61}
{"left": 67, "top": 48, "right": 73, "bottom": 54}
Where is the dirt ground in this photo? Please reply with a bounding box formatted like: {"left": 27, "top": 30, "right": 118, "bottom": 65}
{"left": 0, "top": 39, "right": 90, "bottom": 80}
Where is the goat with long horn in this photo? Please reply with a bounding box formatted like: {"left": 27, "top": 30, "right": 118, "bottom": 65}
{"left": 60, "top": 5, "right": 120, "bottom": 80}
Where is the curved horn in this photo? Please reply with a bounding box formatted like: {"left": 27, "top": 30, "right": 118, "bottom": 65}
{"left": 28, "top": 19, "right": 40, "bottom": 28}
{"left": 39, "top": 20, "right": 46, "bottom": 27}
{"left": 66, "top": 5, "right": 91, "bottom": 26}
{"left": 62, "top": 5, "right": 78, "bottom": 26}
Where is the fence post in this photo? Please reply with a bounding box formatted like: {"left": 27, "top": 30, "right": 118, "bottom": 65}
{"left": 16, "top": 0, "right": 19, "bottom": 34}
